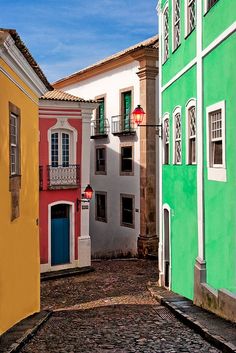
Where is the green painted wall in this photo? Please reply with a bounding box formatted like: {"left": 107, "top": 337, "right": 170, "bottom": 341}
{"left": 203, "top": 33, "right": 236, "bottom": 293}
{"left": 203, "top": 0, "right": 236, "bottom": 49}
{"left": 162, "top": 0, "right": 196, "bottom": 86}
{"left": 162, "top": 67, "right": 198, "bottom": 300}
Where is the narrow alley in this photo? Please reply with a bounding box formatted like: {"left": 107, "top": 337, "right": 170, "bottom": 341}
{"left": 20, "top": 260, "right": 221, "bottom": 353}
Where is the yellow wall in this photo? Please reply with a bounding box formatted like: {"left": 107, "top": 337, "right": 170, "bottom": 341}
{"left": 0, "top": 58, "right": 40, "bottom": 334}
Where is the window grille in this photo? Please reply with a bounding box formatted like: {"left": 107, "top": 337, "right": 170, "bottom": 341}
{"left": 121, "top": 195, "right": 134, "bottom": 227}
{"left": 96, "top": 193, "right": 107, "bottom": 222}
{"left": 173, "top": 0, "right": 181, "bottom": 50}
{"left": 163, "top": 7, "right": 169, "bottom": 62}
{"left": 62, "top": 133, "right": 70, "bottom": 167}
{"left": 187, "top": 0, "right": 196, "bottom": 34}
{"left": 164, "top": 118, "right": 169, "bottom": 164}
{"left": 121, "top": 146, "right": 133, "bottom": 173}
{"left": 210, "top": 109, "right": 222, "bottom": 165}
{"left": 51, "top": 133, "right": 59, "bottom": 167}
{"left": 189, "top": 106, "right": 196, "bottom": 164}
{"left": 174, "top": 113, "right": 181, "bottom": 164}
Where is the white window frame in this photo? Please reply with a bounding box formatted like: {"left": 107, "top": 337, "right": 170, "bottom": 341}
{"left": 185, "top": 0, "right": 196, "bottom": 37}
{"left": 206, "top": 100, "right": 226, "bottom": 182}
{"left": 172, "top": 106, "right": 182, "bottom": 165}
{"left": 163, "top": 113, "right": 170, "bottom": 164}
{"left": 186, "top": 98, "right": 197, "bottom": 165}
{"left": 162, "top": 3, "right": 169, "bottom": 63}
{"left": 48, "top": 119, "right": 77, "bottom": 166}
{"left": 172, "top": 0, "right": 181, "bottom": 52}
{"left": 10, "top": 112, "right": 19, "bottom": 175}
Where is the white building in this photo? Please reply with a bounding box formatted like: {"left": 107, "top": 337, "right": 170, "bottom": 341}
{"left": 54, "top": 36, "right": 159, "bottom": 258}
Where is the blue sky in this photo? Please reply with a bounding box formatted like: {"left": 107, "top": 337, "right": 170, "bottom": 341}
{"left": 1, "top": 0, "right": 158, "bottom": 82}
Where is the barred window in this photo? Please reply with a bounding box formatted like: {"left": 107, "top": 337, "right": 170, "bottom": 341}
{"left": 209, "top": 109, "right": 223, "bottom": 166}
{"left": 95, "top": 192, "right": 107, "bottom": 222}
{"left": 164, "top": 117, "right": 170, "bottom": 164}
{"left": 173, "top": 0, "right": 181, "bottom": 50}
{"left": 187, "top": 0, "right": 196, "bottom": 35}
{"left": 163, "top": 7, "right": 169, "bottom": 62}
{"left": 174, "top": 112, "right": 181, "bottom": 164}
{"left": 188, "top": 106, "right": 196, "bottom": 164}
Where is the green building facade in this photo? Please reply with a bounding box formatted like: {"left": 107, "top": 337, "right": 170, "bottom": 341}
{"left": 158, "top": 0, "right": 236, "bottom": 321}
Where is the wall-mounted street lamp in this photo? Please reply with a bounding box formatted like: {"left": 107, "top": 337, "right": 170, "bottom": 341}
{"left": 76, "top": 184, "right": 94, "bottom": 211}
{"left": 132, "top": 105, "right": 162, "bottom": 137}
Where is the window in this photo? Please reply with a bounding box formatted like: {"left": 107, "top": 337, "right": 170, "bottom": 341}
{"left": 96, "top": 97, "right": 105, "bottom": 134}
{"left": 95, "top": 192, "right": 107, "bottom": 222}
{"left": 206, "top": 101, "right": 226, "bottom": 182}
{"left": 173, "top": 0, "right": 181, "bottom": 51}
{"left": 206, "top": 0, "right": 219, "bottom": 12}
{"left": 163, "top": 6, "right": 169, "bottom": 62}
{"left": 120, "top": 145, "right": 133, "bottom": 175}
{"left": 209, "top": 110, "right": 223, "bottom": 166}
{"left": 121, "top": 194, "right": 134, "bottom": 228}
{"left": 186, "top": 100, "right": 196, "bottom": 165}
{"left": 51, "top": 131, "right": 71, "bottom": 167}
{"left": 122, "top": 91, "right": 132, "bottom": 131}
{"left": 186, "top": 0, "right": 196, "bottom": 36}
{"left": 95, "top": 147, "right": 106, "bottom": 174}
{"left": 163, "top": 115, "right": 170, "bottom": 164}
{"left": 10, "top": 112, "right": 20, "bottom": 175}
{"left": 173, "top": 108, "right": 182, "bottom": 164}
{"left": 9, "top": 102, "right": 21, "bottom": 221}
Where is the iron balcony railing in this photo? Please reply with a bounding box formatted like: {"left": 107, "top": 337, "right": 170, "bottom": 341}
{"left": 46, "top": 164, "right": 80, "bottom": 188}
{"left": 111, "top": 114, "right": 136, "bottom": 136}
{"left": 91, "top": 118, "right": 109, "bottom": 139}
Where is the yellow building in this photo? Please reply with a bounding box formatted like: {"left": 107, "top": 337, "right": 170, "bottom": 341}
{"left": 0, "top": 29, "right": 51, "bottom": 334}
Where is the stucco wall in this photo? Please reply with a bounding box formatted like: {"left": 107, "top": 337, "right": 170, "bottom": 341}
{"left": 0, "top": 58, "right": 40, "bottom": 334}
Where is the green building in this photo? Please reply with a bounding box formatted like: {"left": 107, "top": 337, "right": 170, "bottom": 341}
{"left": 158, "top": 0, "right": 236, "bottom": 321}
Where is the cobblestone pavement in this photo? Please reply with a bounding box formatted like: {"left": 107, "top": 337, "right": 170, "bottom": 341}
{"left": 20, "top": 260, "right": 221, "bottom": 353}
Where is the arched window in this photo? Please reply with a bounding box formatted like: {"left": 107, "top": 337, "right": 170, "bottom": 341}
{"left": 163, "top": 113, "right": 170, "bottom": 164}
{"left": 173, "top": 107, "right": 182, "bottom": 164}
{"left": 186, "top": 99, "right": 196, "bottom": 165}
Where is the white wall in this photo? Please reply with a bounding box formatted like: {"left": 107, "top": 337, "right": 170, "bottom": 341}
{"left": 63, "top": 61, "right": 141, "bottom": 257}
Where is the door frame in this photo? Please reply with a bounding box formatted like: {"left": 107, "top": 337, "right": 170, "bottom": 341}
{"left": 48, "top": 201, "right": 75, "bottom": 271}
{"left": 163, "top": 204, "right": 171, "bottom": 289}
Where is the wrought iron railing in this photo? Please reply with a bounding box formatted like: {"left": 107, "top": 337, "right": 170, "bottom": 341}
{"left": 111, "top": 114, "right": 135, "bottom": 135}
{"left": 91, "top": 118, "right": 109, "bottom": 138}
{"left": 47, "top": 164, "right": 80, "bottom": 188}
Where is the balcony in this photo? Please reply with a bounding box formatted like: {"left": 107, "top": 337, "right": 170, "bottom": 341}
{"left": 39, "top": 165, "right": 80, "bottom": 190}
{"left": 111, "top": 114, "right": 136, "bottom": 136}
{"left": 91, "top": 119, "right": 109, "bottom": 139}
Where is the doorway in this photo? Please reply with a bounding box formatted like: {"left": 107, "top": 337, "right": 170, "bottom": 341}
{"left": 51, "top": 204, "right": 70, "bottom": 266}
{"left": 164, "top": 208, "right": 170, "bottom": 288}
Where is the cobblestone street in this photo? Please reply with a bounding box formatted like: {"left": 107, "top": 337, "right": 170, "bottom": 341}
{"left": 20, "top": 260, "right": 221, "bottom": 353}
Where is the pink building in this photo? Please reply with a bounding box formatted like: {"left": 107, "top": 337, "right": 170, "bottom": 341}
{"left": 39, "top": 90, "right": 97, "bottom": 272}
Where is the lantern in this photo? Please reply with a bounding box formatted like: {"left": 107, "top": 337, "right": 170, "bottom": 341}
{"left": 84, "top": 184, "right": 93, "bottom": 200}
{"left": 132, "top": 105, "right": 145, "bottom": 125}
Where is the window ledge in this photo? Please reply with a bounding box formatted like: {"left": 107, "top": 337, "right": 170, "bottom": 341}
{"left": 207, "top": 167, "right": 227, "bottom": 182}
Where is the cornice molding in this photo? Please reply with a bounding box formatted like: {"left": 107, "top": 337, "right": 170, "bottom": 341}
{"left": 0, "top": 34, "right": 48, "bottom": 96}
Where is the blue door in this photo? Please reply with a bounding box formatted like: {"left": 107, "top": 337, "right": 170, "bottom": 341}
{"left": 51, "top": 204, "right": 70, "bottom": 266}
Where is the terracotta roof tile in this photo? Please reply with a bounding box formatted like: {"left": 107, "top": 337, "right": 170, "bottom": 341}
{"left": 40, "top": 89, "right": 97, "bottom": 103}
{"left": 0, "top": 28, "right": 52, "bottom": 90}
{"left": 53, "top": 35, "right": 158, "bottom": 85}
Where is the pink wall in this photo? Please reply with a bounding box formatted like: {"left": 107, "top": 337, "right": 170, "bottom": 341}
{"left": 39, "top": 116, "right": 82, "bottom": 265}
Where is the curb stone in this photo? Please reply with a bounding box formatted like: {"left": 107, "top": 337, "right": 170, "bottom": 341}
{"left": 1, "top": 311, "right": 52, "bottom": 353}
{"left": 147, "top": 284, "right": 236, "bottom": 353}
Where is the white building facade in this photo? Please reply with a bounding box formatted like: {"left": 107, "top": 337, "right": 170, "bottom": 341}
{"left": 54, "top": 36, "right": 159, "bottom": 259}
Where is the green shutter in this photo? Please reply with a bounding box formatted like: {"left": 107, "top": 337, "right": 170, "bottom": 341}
{"left": 98, "top": 98, "right": 105, "bottom": 133}
{"left": 123, "top": 92, "right": 131, "bottom": 130}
